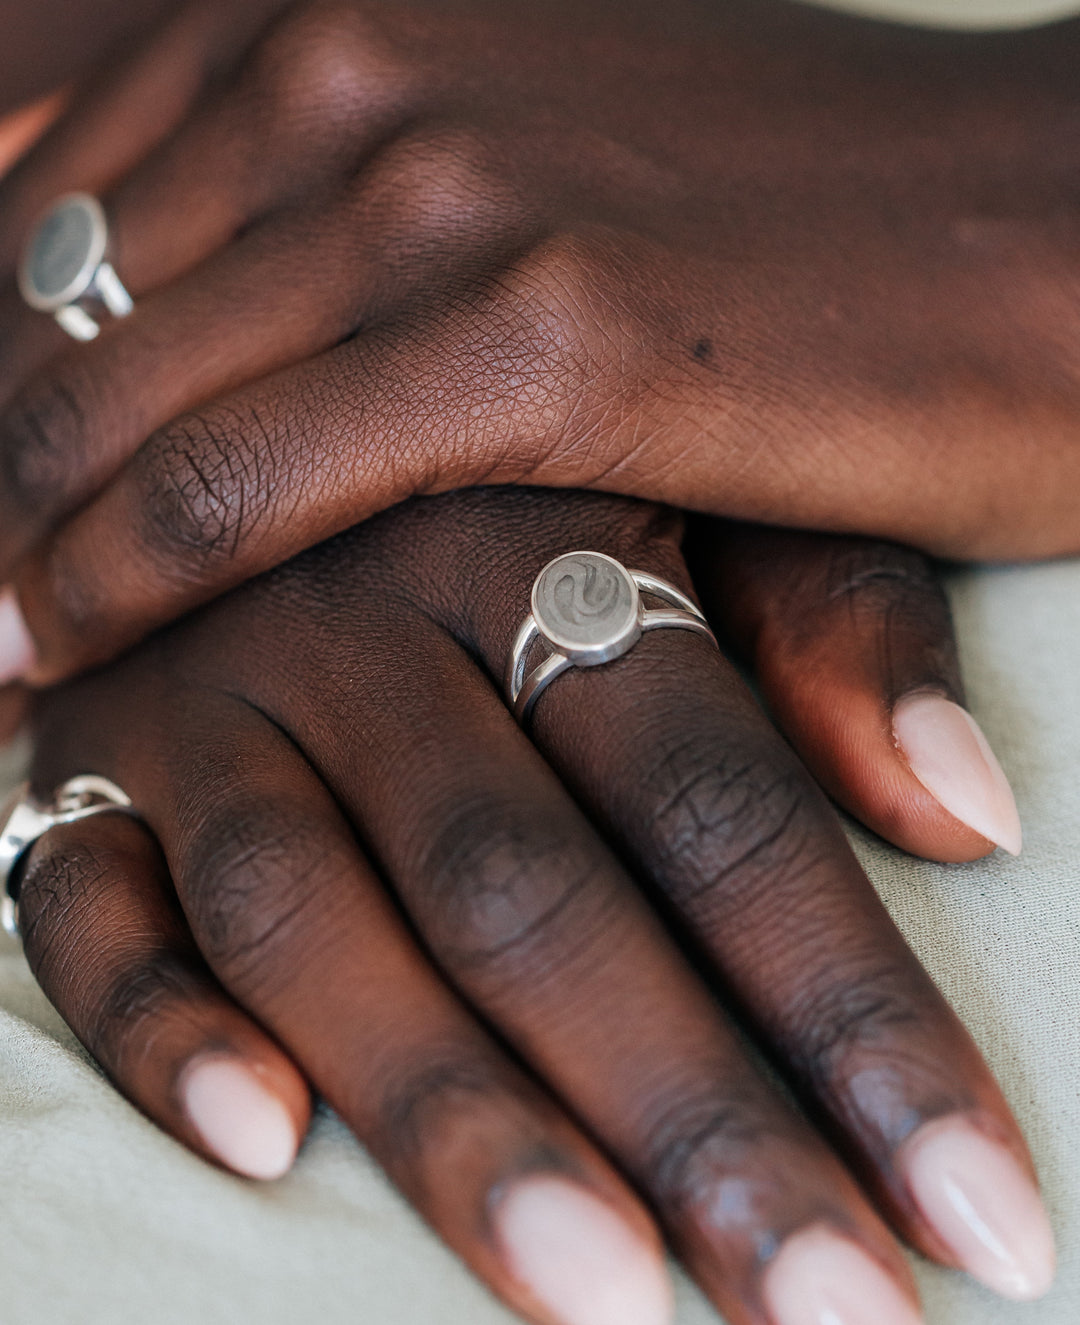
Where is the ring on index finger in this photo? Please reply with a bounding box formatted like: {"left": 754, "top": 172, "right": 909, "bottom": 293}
{"left": 18, "top": 193, "right": 134, "bottom": 341}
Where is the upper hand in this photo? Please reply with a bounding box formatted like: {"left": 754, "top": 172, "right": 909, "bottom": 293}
{"left": 2, "top": 0, "right": 1080, "bottom": 682}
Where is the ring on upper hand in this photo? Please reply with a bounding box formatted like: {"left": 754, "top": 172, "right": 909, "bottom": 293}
{"left": 18, "top": 193, "right": 134, "bottom": 341}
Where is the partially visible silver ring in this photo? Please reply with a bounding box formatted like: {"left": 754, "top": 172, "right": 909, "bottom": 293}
{"left": 1, "top": 775, "right": 139, "bottom": 939}
{"left": 505, "top": 550, "right": 718, "bottom": 723}
{"left": 18, "top": 193, "right": 134, "bottom": 342}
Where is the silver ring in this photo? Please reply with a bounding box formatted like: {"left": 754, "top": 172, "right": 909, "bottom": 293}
{"left": 1, "top": 775, "right": 139, "bottom": 939}
{"left": 505, "top": 550, "right": 718, "bottom": 723}
{"left": 18, "top": 193, "right": 134, "bottom": 342}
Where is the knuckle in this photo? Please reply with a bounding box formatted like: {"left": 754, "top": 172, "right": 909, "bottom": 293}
{"left": 646, "top": 737, "right": 820, "bottom": 919}
{"left": 16, "top": 828, "right": 208, "bottom": 1074}
{"left": 822, "top": 539, "right": 948, "bottom": 623}
{"left": 810, "top": 537, "right": 959, "bottom": 693}
{"left": 137, "top": 406, "right": 277, "bottom": 573}
{"left": 0, "top": 376, "right": 88, "bottom": 512}
{"left": 179, "top": 799, "right": 338, "bottom": 995}
{"left": 375, "top": 1048, "right": 509, "bottom": 1178}
{"left": 17, "top": 838, "right": 108, "bottom": 959}
{"left": 787, "top": 964, "right": 926, "bottom": 1088}
{"left": 472, "top": 231, "right": 653, "bottom": 475}
{"left": 418, "top": 796, "right": 613, "bottom": 989}
{"left": 638, "top": 1078, "right": 777, "bottom": 1215}
{"left": 249, "top": 2, "right": 412, "bottom": 142}
{"left": 502, "top": 233, "right": 625, "bottom": 378}
{"left": 89, "top": 955, "right": 200, "bottom": 1072}
{"left": 379, "top": 127, "right": 522, "bottom": 245}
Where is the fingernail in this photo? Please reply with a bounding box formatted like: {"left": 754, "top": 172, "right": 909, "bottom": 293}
{"left": 493, "top": 1176, "right": 674, "bottom": 1325}
{"left": 0, "top": 589, "right": 35, "bottom": 686}
{"left": 899, "top": 1117, "right": 1055, "bottom": 1301}
{"left": 182, "top": 1057, "right": 299, "bottom": 1181}
{"left": 763, "top": 1225, "right": 923, "bottom": 1325}
{"left": 892, "top": 693, "right": 1022, "bottom": 854}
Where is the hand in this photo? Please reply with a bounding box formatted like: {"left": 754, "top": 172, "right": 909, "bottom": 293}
{"left": 2, "top": 0, "right": 1080, "bottom": 684}
{"left": 0, "top": 0, "right": 172, "bottom": 119}
{"left": 13, "top": 488, "right": 1051, "bottom": 1325}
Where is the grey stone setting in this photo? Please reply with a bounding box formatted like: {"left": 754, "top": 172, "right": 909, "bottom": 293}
{"left": 532, "top": 551, "right": 640, "bottom": 661}
{"left": 19, "top": 194, "right": 107, "bottom": 310}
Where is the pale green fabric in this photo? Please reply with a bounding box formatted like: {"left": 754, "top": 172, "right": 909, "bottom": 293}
{"left": 2, "top": 1, "right": 1079, "bottom": 1321}
{"left": 811, "top": 0, "right": 1080, "bottom": 27}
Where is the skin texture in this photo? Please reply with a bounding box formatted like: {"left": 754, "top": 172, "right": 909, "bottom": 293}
{"left": 0, "top": 97, "right": 67, "bottom": 178}
{"left": 694, "top": 522, "right": 976, "bottom": 860}
{"left": 0, "top": 0, "right": 1080, "bottom": 680}
{"left": 0, "top": 0, "right": 178, "bottom": 118}
{"left": 14, "top": 487, "right": 1045, "bottom": 1325}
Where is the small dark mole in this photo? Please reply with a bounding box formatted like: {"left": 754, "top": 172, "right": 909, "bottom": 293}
{"left": 692, "top": 337, "right": 712, "bottom": 362}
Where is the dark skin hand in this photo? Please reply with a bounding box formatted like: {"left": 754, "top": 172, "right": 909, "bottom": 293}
{"left": 13, "top": 487, "right": 1054, "bottom": 1325}
{"left": 1, "top": 0, "right": 1080, "bottom": 684}
{"left": 0, "top": 0, "right": 178, "bottom": 119}
{"left": 0, "top": 7, "right": 1056, "bottom": 1320}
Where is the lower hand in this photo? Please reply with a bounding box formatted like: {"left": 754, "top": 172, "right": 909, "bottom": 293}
{"left": 11, "top": 488, "right": 1052, "bottom": 1325}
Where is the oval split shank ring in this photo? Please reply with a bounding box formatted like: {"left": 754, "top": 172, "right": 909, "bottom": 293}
{"left": 18, "top": 193, "right": 134, "bottom": 341}
{"left": 505, "top": 550, "right": 718, "bottom": 723}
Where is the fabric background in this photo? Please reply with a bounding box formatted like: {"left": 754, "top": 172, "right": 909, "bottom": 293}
{"left": 1, "top": 1, "right": 1078, "bottom": 1322}
{"left": 813, "top": 0, "right": 1080, "bottom": 27}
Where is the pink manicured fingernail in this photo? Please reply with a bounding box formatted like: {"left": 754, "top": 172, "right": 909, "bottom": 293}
{"left": 182, "top": 1057, "right": 299, "bottom": 1181}
{"left": 763, "top": 1226, "right": 923, "bottom": 1325}
{"left": 900, "top": 1117, "right": 1055, "bottom": 1301}
{"left": 494, "top": 1176, "right": 673, "bottom": 1325}
{"left": 893, "top": 693, "right": 1022, "bottom": 854}
{"left": 0, "top": 589, "right": 35, "bottom": 686}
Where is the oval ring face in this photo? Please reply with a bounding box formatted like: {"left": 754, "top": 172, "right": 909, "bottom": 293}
{"left": 18, "top": 194, "right": 107, "bottom": 310}
{"left": 532, "top": 551, "right": 640, "bottom": 660}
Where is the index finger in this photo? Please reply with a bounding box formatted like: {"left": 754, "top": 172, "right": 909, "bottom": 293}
{"left": 689, "top": 521, "right": 1022, "bottom": 862}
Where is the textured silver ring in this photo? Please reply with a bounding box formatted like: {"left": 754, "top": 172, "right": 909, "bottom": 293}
{"left": 1, "top": 776, "right": 139, "bottom": 939}
{"left": 18, "top": 193, "right": 134, "bottom": 341}
{"left": 505, "top": 550, "right": 718, "bottom": 723}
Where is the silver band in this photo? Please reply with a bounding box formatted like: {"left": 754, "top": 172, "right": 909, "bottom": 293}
{"left": 18, "top": 193, "right": 134, "bottom": 342}
{"left": 1, "top": 776, "right": 139, "bottom": 939}
{"left": 506, "top": 551, "right": 718, "bottom": 723}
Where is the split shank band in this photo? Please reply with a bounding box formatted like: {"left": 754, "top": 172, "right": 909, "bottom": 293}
{"left": 18, "top": 193, "right": 134, "bottom": 341}
{"left": 506, "top": 551, "right": 718, "bottom": 723}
